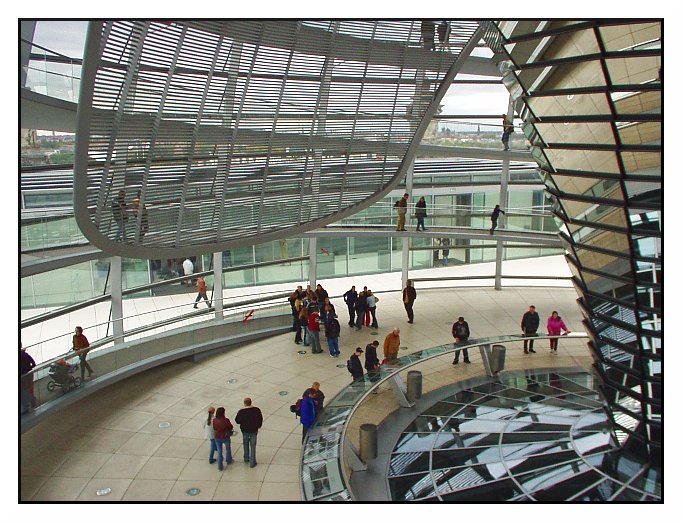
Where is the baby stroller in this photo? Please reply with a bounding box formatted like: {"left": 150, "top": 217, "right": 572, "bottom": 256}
{"left": 47, "top": 360, "right": 82, "bottom": 393}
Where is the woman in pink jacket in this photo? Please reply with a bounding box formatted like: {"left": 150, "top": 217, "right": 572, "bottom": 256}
{"left": 547, "top": 311, "right": 570, "bottom": 352}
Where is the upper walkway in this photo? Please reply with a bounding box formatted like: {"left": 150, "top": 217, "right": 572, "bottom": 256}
{"left": 21, "top": 224, "right": 560, "bottom": 277}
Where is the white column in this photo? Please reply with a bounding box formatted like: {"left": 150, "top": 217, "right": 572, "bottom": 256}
{"left": 110, "top": 256, "right": 124, "bottom": 344}
{"left": 213, "top": 251, "right": 223, "bottom": 320}
{"left": 309, "top": 237, "right": 317, "bottom": 288}
{"left": 401, "top": 161, "right": 414, "bottom": 289}
{"left": 495, "top": 96, "right": 514, "bottom": 291}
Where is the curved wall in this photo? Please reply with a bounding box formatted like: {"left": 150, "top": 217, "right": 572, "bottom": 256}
{"left": 483, "top": 20, "right": 661, "bottom": 464}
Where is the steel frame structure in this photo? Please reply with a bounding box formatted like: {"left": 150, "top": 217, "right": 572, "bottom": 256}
{"left": 482, "top": 20, "right": 661, "bottom": 466}
{"left": 74, "top": 20, "right": 482, "bottom": 258}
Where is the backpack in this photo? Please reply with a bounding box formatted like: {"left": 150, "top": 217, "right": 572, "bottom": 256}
{"left": 289, "top": 398, "right": 302, "bottom": 417}
{"left": 346, "top": 358, "right": 353, "bottom": 373}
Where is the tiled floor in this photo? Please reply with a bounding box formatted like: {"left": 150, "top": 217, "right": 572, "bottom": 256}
{"left": 21, "top": 286, "right": 589, "bottom": 502}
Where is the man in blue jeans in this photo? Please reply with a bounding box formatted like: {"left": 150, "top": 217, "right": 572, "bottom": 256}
{"left": 235, "top": 397, "right": 263, "bottom": 468}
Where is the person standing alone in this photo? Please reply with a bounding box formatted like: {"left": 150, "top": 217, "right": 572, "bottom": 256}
{"left": 502, "top": 114, "right": 513, "bottom": 150}
{"left": 451, "top": 316, "right": 471, "bottom": 364}
{"left": 490, "top": 205, "right": 505, "bottom": 235}
{"left": 235, "top": 397, "right": 263, "bottom": 468}
{"left": 193, "top": 276, "right": 211, "bottom": 308}
{"left": 415, "top": 196, "right": 428, "bottom": 231}
{"left": 521, "top": 305, "right": 540, "bottom": 354}
{"left": 383, "top": 328, "right": 401, "bottom": 362}
{"left": 343, "top": 285, "right": 358, "bottom": 327}
{"left": 72, "top": 326, "right": 94, "bottom": 381}
{"left": 403, "top": 280, "right": 417, "bottom": 323}
{"left": 395, "top": 193, "right": 409, "bottom": 231}
{"left": 111, "top": 189, "right": 128, "bottom": 242}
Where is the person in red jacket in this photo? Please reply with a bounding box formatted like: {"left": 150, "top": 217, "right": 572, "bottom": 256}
{"left": 72, "top": 326, "right": 94, "bottom": 381}
{"left": 193, "top": 276, "right": 211, "bottom": 309}
{"left": 212, "top": 407, "right": 234, "bottom": 471}
{"left": 308, "top": 309, "right": 322, "bottom": 354}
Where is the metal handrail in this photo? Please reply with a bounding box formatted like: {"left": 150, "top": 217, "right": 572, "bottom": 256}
{"left": 20, "top": 256, "right": 310, "bottom": 328}
{"left": 24, "top": 294, "right": 293, "bottom": 375}
{"left": 411, "top": 275, "right": 572, "bottom": 282}
{"left": 300, "top": 332, "right": 589, "bottom": 501}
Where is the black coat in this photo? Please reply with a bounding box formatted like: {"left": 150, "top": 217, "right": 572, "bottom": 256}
{"left": 521, "top": 311, "right": 540, "bottom": 332}
{"left": 365, "top": 344, "right": 380, "bottom": 371}
{"left": 350, "top": 354, "right": 364, "bottom": 380}
{"left": 325, "top": 318, "right": 341, "bottom": 339}
{"left": 343, "top": 289, "right": 358, "bottom": 306}
{"left": 452, "top": 321, "right": 470, "bottom": 340}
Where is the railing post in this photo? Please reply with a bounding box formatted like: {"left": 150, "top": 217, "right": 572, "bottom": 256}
{"left": 110, "top": 256, "right": 124, "bottom": 345}
{"left": 389, "top": 373, "right": 414, "bottom": 408}
{"left": 401, "top": 160, "right": 414, "bottom": 289}
{"left": 344, "top": 437, "right": 368, "bottom": 472}
{"left": 478, "top": 343, "right": 494, "bottom": 377}
{"left": 213, "top": 251, "right": 223, "bottom": 319}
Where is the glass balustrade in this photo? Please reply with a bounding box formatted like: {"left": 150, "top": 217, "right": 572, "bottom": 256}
{"left": 300, "top": 334, "right": 592, "bottom": 501}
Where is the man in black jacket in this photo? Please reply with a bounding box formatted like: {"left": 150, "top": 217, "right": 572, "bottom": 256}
{"left": 521, "top": 305, "right": 540, "bottom": 354}
{"left": 451, "top": 316, "right": 471, "bottom": 364}
{"left": 343, "top": 286, "right": 358, "bottom": 327}
{"left": 325, "top": 313, "right": 341, "bottom": 357}
{"left": 349, "top": 347, "right": 364, "bottom": 381}
{"left": 490, "top": 205, "right": 506, "bottom": 234}
{"left": 234, "top": 397, "right": 263, "bottom": 468}
{"left": 354, "top": 292, "right": 367, "bottom": 330}
{"left": 403, "top": 280, "right": 417, "bottom": 323}
{"left": 365, "top": 340, "right": 381, "bottom": 384}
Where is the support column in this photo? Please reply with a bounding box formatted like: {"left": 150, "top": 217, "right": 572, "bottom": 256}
{"left": 495, "top": 95, "right": 514, "bottom": 290}
{"left": 401, "top": 160, "right": 414, "bottom": 289}
{"left": 110, "top": 256, "right": 124, "bottom": 345}
{"left": 213, "top": 251, "right": 223, "bottom": 320}
{"left": 309, "top": 237, "right": 317, "bottom": 288}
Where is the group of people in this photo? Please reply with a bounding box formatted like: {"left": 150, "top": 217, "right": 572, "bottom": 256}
{"left": 203, "top": 397, "right": 263, "bottom": 470}
{"left": 521, "top": 305, "right": 571, "bottom": 353}
{"left": 288, "top": 284, "right": 341, "bottom": 355}
{"left": 420, "top": 20, "right": 451, "bottom": 51}
{"left": 20, "top": 326, "right": 95, "bottom": 414}
{"left": 343, "top": 285, "right": 380, "bottom": 330}
{"left": 111, "top": 188, "right": 149, "bottom": 242}
{"left": 447, "top": 306, "right": 571, "bottom": 366}
{"left": 346, "top": 327, "right": 402, "bottom": 381}
{"left": 284, "top": 278, "right": 421, "bottom": 370}
{"left": 394, "top": 193, "right": 430, "bottom": 232}
{"left": 394, "top": 193, "right": 509, "bottom": 237}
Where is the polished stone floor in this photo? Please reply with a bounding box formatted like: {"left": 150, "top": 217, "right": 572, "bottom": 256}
{"left": 21, "top": 286, "right": 589, "bottom": 501}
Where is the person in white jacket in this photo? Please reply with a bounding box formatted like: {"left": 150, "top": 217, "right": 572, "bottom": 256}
{"left": 182, "top": 258, "right": 194, "bottom": 286}
{"left": 204, "top": 406, "right": 217, "bottom": 464}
